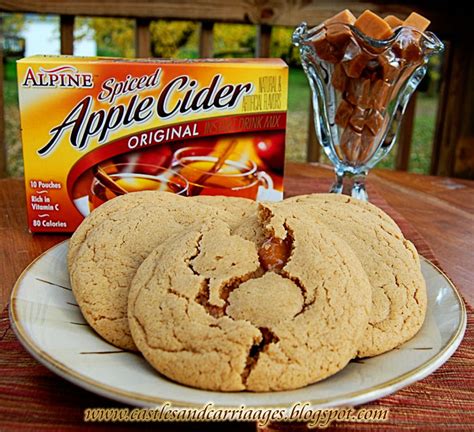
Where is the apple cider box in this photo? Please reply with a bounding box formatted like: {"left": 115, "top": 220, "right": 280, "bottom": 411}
{"left": 17, "top": 56, "right": 288, "bottom": 232}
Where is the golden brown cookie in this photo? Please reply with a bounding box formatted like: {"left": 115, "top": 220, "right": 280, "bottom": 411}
{"left": 267, "top": 193, "right": 427, "bottom": 357}
{"left": 285, "top": 193, "right": 401, "bottom": 232}
{"left": 128, "top": 206, "right": 372, "bottom": 391}
{"left": 68, "top": 192, "right": 158, "bottom": 269}
{"left": 190, "top": 195, "right": 264, "bottom": 243}
{"left": 69, "top": 194, "right": 258, "bottom": 269}
{"left": 191, "top": 195, "right": 257, "bottom": 219}
{"left": 69, "top": 191, "right": 240, "bottom": 350}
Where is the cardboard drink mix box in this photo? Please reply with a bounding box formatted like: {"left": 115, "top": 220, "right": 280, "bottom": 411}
{"left": 17, "top": 56, "right": 288, "bottom": 232}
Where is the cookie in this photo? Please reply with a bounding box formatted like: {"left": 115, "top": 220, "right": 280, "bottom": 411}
{"left": 191, "top": 195, "right": 257, "bottom": 219}
{"left": 70, "top": 191, "right": 240, "bottom": 350}
{"left": 265, "top": 194, "right": 427, "bottom": 357}
{"left": 68, "top": 192, "right": 158, "bottom": 269}
{"left": 128, "top": 206, "right": 372, "bottom": 391}
{"left": 69, "top": 194, "right": 257, "bottom": 269}
{"left": 191, "top": 195, "right": 266, "bottom": 244}
{"left": 286, "top": 193, "right": 401, "bottom": 232}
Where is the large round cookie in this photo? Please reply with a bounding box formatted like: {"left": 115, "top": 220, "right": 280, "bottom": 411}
{"left": 70, "top": 191, "right": 242, "bottom": 351}
{"left": 128, "top": 206, "right": 372, "bottom": 391}
{"left": 265, "top": 194, "right": 427, "bottom": 357}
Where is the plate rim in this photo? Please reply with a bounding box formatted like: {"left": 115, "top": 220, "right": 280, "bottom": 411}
{"left": 9, "top": 240, "right": 468, "bottom": 408}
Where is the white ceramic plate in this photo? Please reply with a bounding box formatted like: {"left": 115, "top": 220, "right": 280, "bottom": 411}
{"left": 10, "top": 240, "right": 466, "bottom": 408}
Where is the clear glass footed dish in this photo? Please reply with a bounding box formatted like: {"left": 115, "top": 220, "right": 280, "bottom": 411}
{"left": 293, "top": 20, "right": 443, "bottom": 200}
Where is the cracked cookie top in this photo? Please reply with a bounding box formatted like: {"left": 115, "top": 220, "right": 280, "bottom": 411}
{"left": 286, "top": 193, "right": 402, "bottom": 234}
{"left": 69, "top": 192, "right": 253, "bottom": 351}
{"left": 68, "top": 193, "right": 258, "bottom": 269}
{"left": 267, "top": 194, "right": 427, "bottom": 357}
{"left": 68, "top": 191, "right": 159, "bottom": 269}
{"left": 128, "top": 205, "right": 372, "bottom": 392}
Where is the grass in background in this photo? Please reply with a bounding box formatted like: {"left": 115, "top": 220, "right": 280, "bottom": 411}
{"left": 286, "top": 68, "right": 310, "bottom": 162}
{"left": 3, "top": 64, "right": 437, "bottom": 177}
{"left": 286, "top": 68, "right": 437, "bottom": 173}
{"left": 4, "top": 59, "right": 22, "bottom": 176}
{"left": 410, "top": 95, "right": 438, "bottom": 173}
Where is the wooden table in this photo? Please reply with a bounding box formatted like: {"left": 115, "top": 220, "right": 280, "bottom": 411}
{"left": 2, "top": 162, "right": 473, "bottom": 310}
{"left": 0, "top": 162, "right": 473, "bottom": 431}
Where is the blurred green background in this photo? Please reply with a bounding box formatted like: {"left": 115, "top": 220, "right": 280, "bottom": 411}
{"left": 2, "top": 14, "right": 441, "bottom": 177}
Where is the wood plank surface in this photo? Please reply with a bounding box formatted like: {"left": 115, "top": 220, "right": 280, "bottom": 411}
{"left": 199, "top": 21, "right": 214, "bottom": 58}
{"left": 60, "top": 15, "right": 74, "bottom": 55}
{"left": 395, "top": 92, "right": 417, "bottom": 171}
{"left": 1, "top": 1, "right": 473, "bottom": 180}
{"left": 306, "top": 102, "right": 320, "bottom": 162}
{"left": 0, "top": 164, "right": 473, "bottom": 431}
{"left": 256, "top": 24, "right": 272, "bottom": 58}
{"left": 135, "top": 18, "right": 151, "bottom": 57}
{"left": 1, "top": 164, "right": 473, "bottom": 311}
{"left": 431, "top": 37, "right": 474, "bottom": 178}
{"left": 0, "top": 1, "right": 446, "bottom": 29}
